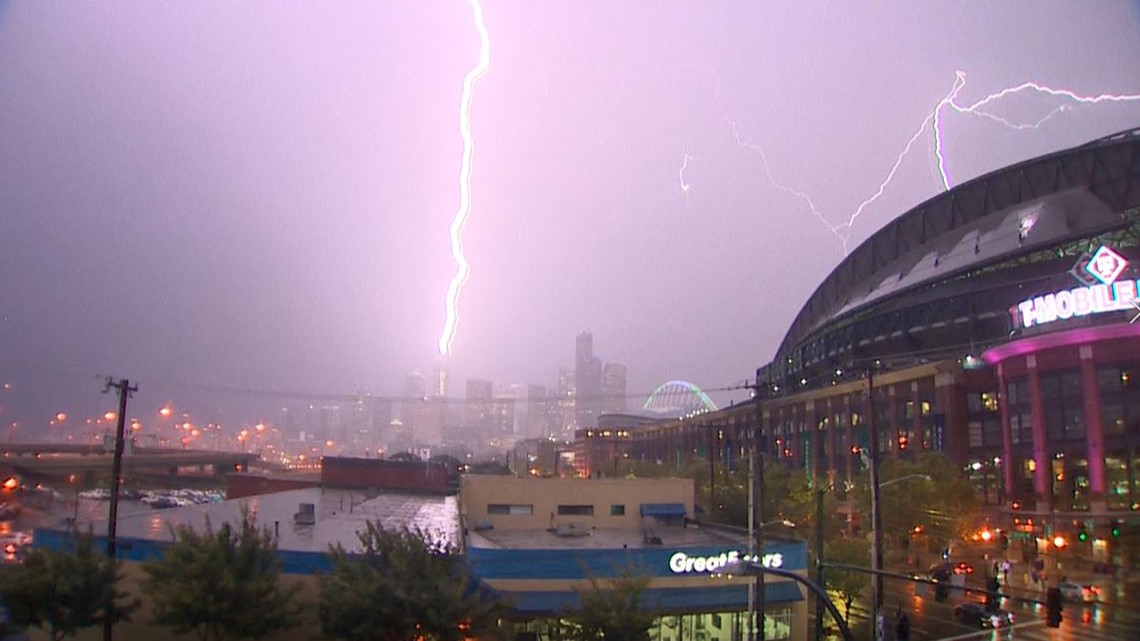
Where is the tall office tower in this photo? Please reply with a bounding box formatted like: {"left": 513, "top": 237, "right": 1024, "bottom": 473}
{"left": 401, "top": 372, "right": 427, "bottom": 428}
{"left": 347, "top": 395, "right": 392, "bottom": 455}
{"left": 491, "top": 396, "right": 515, "bottom": 438}
{"left": 575, "top": 332, "right": 603, "bottom": 429}
{"left": 602, "top": 362, "right": 628, "bottom": 412}
{"left": 550, "top": 367, "right": 577, "bottom": 435}
{"left": 432, "top": 366, "right": 449, "bottom": 397}
{"left": 524, "top": 384, "right": 549, "bottom": 438}
{"left": 465, "top": 378, "right": 494, "bottom": 441}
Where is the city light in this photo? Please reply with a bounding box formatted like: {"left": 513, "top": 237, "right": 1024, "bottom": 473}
{"left": 1052, "top": 535, "right": 1067, "bottom": 549}
{"left": 54, "top": 412, "right": 67, "bottom": 422}
{"left": 980, "top": 529, "right": 993, "bottom": 542}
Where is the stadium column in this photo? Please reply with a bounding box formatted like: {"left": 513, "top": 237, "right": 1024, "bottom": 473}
{"left": 1079, "top": 345, "right": 1107, "bottom": 512}
{"left": 997, "top": 364, "right": 1016, "bottom": 500}
{"left": 1026, "top": 355, "right": 1051, "bottom": 507}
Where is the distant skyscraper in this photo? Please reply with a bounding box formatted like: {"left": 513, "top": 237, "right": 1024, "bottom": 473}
{"left": 549, "top": 368, "right": 576, "bottom": 435}
{"left": 575, "top": 332, "right": 603, "bottom": 429}
{"left": 465, "top": 378, "right": 494, "bottom": 440}
{"left": 508, "top": 383, "right": 549, "bottom": 438}
{"left": 401, "top": 372, "right": 427, "bottom": 425}
{"left": 432, "top": 366, "right": 449, "bottom": 397}
{"left": 602, "top": 362, "right": 627, "bottom": 412}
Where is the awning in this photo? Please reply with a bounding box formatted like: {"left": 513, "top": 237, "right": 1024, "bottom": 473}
{"left": 640, "top": 503, "right": 687, "bottom": 518}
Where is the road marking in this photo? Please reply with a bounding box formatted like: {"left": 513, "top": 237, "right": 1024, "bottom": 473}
{"left": 932, "top": 620, "right": 1044, "bottom": 641}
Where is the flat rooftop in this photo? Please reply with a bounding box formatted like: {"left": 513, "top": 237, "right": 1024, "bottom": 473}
{"left": 467, "top": 522, "right": 749, "bottom": 550}
{"left": 70, "top": 487, "right": 460, "bottom": 554}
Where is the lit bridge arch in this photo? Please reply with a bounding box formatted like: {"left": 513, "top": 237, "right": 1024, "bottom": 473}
{"left": 642, "top": 380, "right": 718, "bottom": 417}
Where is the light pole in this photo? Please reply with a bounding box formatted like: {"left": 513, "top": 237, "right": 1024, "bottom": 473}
{"left": 870, "top": 471, "right": 931, "bottom": 640}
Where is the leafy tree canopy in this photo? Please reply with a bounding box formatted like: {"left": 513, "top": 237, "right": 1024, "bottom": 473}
{"left": 853, "top": 452, "right": 978, "bottom": 548}
{"left": 141, "top": 509, "right": 300, "bottom": 641}
{"left": 562, "top": 566, "right": 657, "bottom": 641}
{"left": 320, "top": 522, "right": 506, "bottom": 641}
{"left": 824, "top": 538, "right": 871, "bottom": 623}
{"left": 0, "top": 529, "right": 136, "bottom": 641}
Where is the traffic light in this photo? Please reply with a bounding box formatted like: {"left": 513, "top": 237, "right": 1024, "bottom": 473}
{"left": 1078, "top": 528, "right": 1089, "bottom": 542}
{"left": 1111, "top": 519, "right": 1122, "bottom": 538}
{"left": 1046, "top": 586, "right": 1062, "bottom": 628}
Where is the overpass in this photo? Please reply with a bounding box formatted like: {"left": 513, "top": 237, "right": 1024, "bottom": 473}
{"left": 1, "top": 442, "right": 259, "bottom": 483}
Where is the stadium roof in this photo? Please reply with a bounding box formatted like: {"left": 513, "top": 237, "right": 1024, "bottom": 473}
{"left": 776, "top": 127, "right": 1140, "bottom": 358}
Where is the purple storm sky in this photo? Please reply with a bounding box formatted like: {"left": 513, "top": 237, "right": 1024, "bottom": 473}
{"left": 2, "top": 1, "right": 1139, "bottom": 428}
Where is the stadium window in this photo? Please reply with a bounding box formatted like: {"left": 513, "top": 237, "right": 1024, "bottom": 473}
{"left": 610, "top": 504, "right": 625, "bottom": 516}
{"left": 558, "top": 504, "right": 594, "bottom": 516}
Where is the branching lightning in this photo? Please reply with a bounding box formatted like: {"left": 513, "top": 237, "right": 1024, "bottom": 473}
{"left": 682, "top": 68, "right": 1140, "bottom": 254}
{"left": 438, "top": 0, "right": 490, "bottom": 356}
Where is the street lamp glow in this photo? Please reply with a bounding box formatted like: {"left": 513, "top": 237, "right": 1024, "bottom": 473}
{"left": 54, "top": 412, "right": 67, "bottom": 422}
{"left": 159, "top": 406, "right": 173, "bottom": 418}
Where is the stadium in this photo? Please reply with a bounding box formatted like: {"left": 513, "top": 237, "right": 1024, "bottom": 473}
{"left": 586, "top": 128, "right": 1140, "bottom": 537}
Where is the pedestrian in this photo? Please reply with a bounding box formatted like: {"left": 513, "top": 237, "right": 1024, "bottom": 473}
{"left": 896, "top": 612, "right": 911, "bottom": 641}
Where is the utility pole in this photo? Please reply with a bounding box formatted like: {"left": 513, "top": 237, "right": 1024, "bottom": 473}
{"left": 102, "top": 377, "right": 136, "bottom": 641}
{"left": 815, "top": 487, "right": 826, "bottom": 641}
{"left": 754, "top": 385, "right": 766, "bottom": 641}
{"left": 867, "top": 366, "right": 885, "bottom": 641}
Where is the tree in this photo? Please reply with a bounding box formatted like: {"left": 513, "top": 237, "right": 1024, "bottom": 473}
{"left": 142, "top": 510, "right": 300, "bottom": 641}
{"left": 0, "top": 530, "right": 136, "bottom": 641}
{"left": 824, "top": 538, "right": 871, "bottom": 624}
{"left": 320, "top": 522, "right": 506, "bottom": 641}
{"left": 561, "top": 566, "right": 657, "bottom": 641}
{"left": 853, "top": 452, "right": 978, "bottom": 553}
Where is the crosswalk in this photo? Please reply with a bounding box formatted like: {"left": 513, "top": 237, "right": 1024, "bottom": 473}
{"left": 933, "top": 618, "right": 1140, "bottom": 641}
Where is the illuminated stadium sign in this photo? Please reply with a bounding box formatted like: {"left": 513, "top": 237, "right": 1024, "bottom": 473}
{"left": 1085, "top": 245, "right": 1127, "bottom": 285}
{"left": 668, "top": 550, "right": 783, "bottom": 574}
{"left": 1015, "top": 245, "right": 1134, "bottom": 329}
{"left": 1014, "top": 279, "right": 1139, "bottom": 328}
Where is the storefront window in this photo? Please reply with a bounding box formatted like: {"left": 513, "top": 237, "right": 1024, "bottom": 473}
{"left": 1098, "top": 364, "right": 1140, "bottom": 440}
{"left": 1105, "top": 454, "right": 1131, "bottom": 511}
{"left": 1041, "top": 370, "right": 1085, "bottom": 441}
{"left": 1006, "top": 378, "right": 1031, "bottom": 446}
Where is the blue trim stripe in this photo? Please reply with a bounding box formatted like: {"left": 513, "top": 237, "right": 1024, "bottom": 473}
{"left": 506, "top": 583, "right": 803, "bottom": 615}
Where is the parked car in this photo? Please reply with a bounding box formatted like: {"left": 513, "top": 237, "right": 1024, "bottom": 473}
{"left": 1058, "top": 580, "right": 1101, "bottom": 603}
{"left": 953, "top": 602, "right": 1014, "bottom": 629}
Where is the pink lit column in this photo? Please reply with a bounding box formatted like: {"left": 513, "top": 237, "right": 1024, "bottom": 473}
{"left": 1079, "top": 345, "right": 1107, "bottom": 510}
{"left": 1027, "top": 355, "right": 1051, "bottom": 505}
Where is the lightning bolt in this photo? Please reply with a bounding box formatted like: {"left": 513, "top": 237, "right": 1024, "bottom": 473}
{"left": 688, "top": 70, "right": 838, "bottom": 243}
{"left": 937, "top": 74, "right": 1140, "bottom": 189}
{"left": 683, "top": 69, "right": 1140, "bottom": 254}
{"left": 679, "top": 151, "right": 696, "bottom": 208}
{"left": 438, "top": 0, "right": 490, "bottom": 356}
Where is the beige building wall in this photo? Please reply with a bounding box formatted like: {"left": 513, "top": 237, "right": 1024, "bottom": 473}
{"left": 460, "top": 475, "right": 695, "bottom": 531}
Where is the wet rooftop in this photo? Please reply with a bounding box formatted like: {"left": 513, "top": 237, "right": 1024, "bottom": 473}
{"left": 76, "top": 488, "right": 460, "bottom": 553}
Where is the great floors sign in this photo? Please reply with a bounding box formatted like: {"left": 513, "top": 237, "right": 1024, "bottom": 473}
{"left": 668, "top": 550, "right": 783, "bottom": 574}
